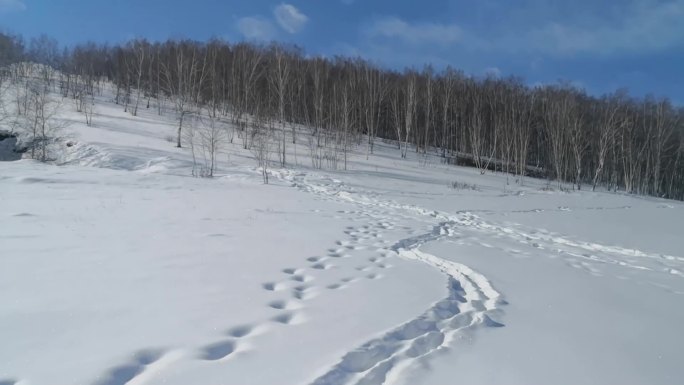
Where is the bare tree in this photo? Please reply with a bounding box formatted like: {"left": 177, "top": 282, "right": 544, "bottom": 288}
{"left": 402, "top": 71, "right": 417, "bottom": 158}
{"left": 232, "top": 43, "right": 264, "bottom": 129}
{"left": 162, "top": 43, "right": 206, "bottom": 148}
{"left": 421, "top": 65, "right": 434, "bottom": 154}
{"left": 511, "top": 85, "right": 535, "bottom": 184}
{"left": 469, "top": 82, "right": 495, "bottom": 174}
{"left": 24, "top": 84, "right": 67, "bottom": 161}
{"left": 591, "top": 93, "right": 622, "bottom": 191}
{"left": 568, "top": 103, "right": 589, "bottom": 190}
{"left": 619, "top": 104, "right": 649, "bottom": 193}
{"left": 81, "top": 92, "right": 95, "bottom": 126}
{"left": 437, "top": 67, "right": 458, "bottom": 157}
{"left": 250, "top": 109, "right": 273, "bottom": 184}
{"left": 131, "top": 40, "right": 146, "bottom": 116}
{"left": 646, "top": 98, "right": 677, "bottom": 196}
{"left": 541, "top": 86, "right": 574, "bottom": 186}
{"left": 188, "top": 109, "right": 229, "bottom": 177}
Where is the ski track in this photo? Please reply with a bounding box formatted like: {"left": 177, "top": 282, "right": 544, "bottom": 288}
{"left": 309, "top": 223, "right": 505, "bottom": 385}
{"left": 267, "top": 170, "right": 506, "bottom": 385}
{"left": 279, "top": 170, "right": 683, "bottom": 284}
{"left": 267, "top": 168, "right": 682, "bottom": 384}
{"left": 68, "top": 167, "right": 682, "bottom": 385}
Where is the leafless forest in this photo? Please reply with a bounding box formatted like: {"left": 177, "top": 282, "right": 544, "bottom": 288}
{"left": 2, "top": 33, "right": 682, "bottom": 199}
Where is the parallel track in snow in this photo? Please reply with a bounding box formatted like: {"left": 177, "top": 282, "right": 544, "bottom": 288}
{"left": 274, "top": 168, "right": 683, "bottom": 384}
{"left": 272, "top": 170, "right": 507, "bottom": 385}
{"left": 310, "top": 223, "right": 505, "bottom": 385}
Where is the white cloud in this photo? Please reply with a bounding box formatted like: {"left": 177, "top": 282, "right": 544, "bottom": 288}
{"left": 237, "top": 16, "right": 276, "bottom": 41}
{"left": 366, "top": 17, "right": 462, "bottom": 45}
{"left": 0, "top": 0, "right": 26, "bottom": 13}
{"left": 274, "top": 3, "right": 308, "bottom": 34}
{"left": 361, "top": 1, "right": 684, "bottom": 58}
{"left": 491, "top": 0, "right": 684, "bottom": 55}
{"left": 554, "top": 0, "right": 681, "bottom": 54}
{"left": 484, "top": 67, "right": 501, "bottom": 77}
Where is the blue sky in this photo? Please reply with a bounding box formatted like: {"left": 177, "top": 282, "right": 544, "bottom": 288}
{"left": 1, "top": 0, "right": 682, "bottom": 104}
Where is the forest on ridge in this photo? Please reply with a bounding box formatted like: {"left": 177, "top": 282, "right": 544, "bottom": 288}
{"left": 2, "top": 33, "right": 683, "bottom": 199}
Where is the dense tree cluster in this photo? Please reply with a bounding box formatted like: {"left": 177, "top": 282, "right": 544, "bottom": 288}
{"left": 2, "top": 33, "right": 683, "bottom": 198}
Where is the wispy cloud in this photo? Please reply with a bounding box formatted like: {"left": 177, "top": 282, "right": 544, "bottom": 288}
{"left": 365, "top": 17, "right": 462, "bottom": 45}
{"left": 362, "top": 1, "right": 684, "bottom": 57}
{"left": 274, "top": 3, "right": 308, "bottom": 34}
{"left": 473, "top": 0, "right": 684, "bottom": 56}
{"left": 525, "top": 0, "right": 684, "bottom": 55}
{"left": 483, "top": 67, "right": 501, "bottom": 77}
{"left": 0, "top": 0, "right": 26, "bottom": 13}
{"left": 236, "top": 16, "right": 276, "bottom": 41}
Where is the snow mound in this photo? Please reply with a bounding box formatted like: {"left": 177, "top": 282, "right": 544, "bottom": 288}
{"left": 59, "top": 141, "right": 185, "bottom": 174}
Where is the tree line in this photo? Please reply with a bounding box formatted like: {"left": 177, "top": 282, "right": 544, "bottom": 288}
{"left": 1, "top": 32, "right": 683, "bottom": 198}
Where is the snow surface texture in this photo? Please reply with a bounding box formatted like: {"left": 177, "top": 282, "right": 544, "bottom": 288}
{"left": 1, "top": 86, "right": 683, "bottom": 385}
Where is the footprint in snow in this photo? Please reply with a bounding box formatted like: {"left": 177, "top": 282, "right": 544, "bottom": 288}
{"left": 226, "top": 325, "right": 254, "bottom": 338}
{"left": 272, "top": 311, "right": 304, "bottom": 325}
{"left": 290, "top": 274, "right": 313, "bottom": 283}
{"left": 268, "top": 299, "right": 297, "bottom": 310}
{"left": 311, "top": 262, "right": 334, "bottom": 270}
{"left": 292, "top": 285, "right": 317, "bottom": 300}
{"left": 94, "top": 349, "right": 164, "bottom": 385}
{"left": 199, "top": 340, "right": 236, "bottom": 361}
{"left": 262, "top": 282, "right": 280, "bottom": 291}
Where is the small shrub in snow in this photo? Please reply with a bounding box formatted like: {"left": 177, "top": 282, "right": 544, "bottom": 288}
{"left": 450, "top": 180, "right": 480, "bottom": 191}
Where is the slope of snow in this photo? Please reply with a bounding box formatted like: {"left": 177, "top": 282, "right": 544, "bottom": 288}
{"left": 1, "top": 87, "right": 683, "bottom": 385}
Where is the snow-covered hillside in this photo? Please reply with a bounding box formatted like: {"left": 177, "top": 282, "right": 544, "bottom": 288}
{"left": 2, "top": 85, "right": 683, "bottom": 385}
